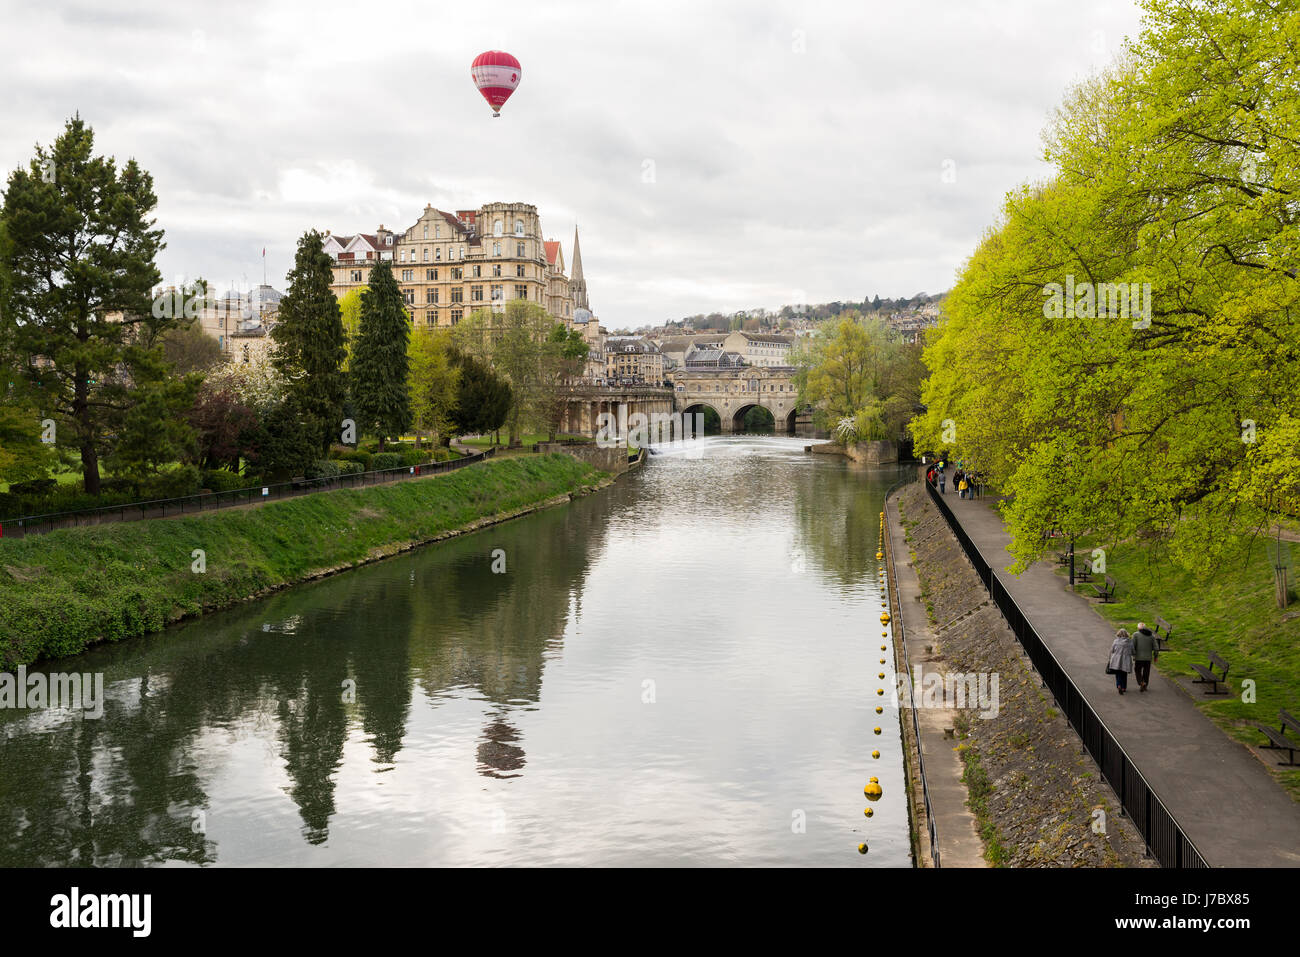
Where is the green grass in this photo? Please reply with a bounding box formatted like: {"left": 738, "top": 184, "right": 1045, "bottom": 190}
{"left": 0, "top": 454, "right": 605, "bottom": 668}
{"left": 1059, "top": 535, "right": 1300, "bottom": 798}
{"left": 956, "top": 739, "right": 1010, "bottom": 866}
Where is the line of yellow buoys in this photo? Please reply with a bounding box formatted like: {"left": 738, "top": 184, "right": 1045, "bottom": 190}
{"left": 861, "top": 509, "right": 888, "bottom": 854}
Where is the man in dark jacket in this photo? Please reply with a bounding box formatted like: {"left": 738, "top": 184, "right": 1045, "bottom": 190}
{"left": 1132, "top": 622, "right": 1159, "bottom": 691}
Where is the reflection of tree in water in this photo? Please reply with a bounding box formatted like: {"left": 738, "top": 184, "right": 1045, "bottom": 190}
{"left": 0, "top": 488, "right": 613, "bottom": 863}
{"left": 476, "top": 711, "right": 526, "bottom": 778}
{"left": 793, "top": 460, "right": 901, "bottom": 587}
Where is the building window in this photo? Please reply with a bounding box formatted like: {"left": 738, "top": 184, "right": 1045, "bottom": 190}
{"left": 425, "top": 310, "right": 434, "bottom": 324}
{"left": 471, "top": 285, "right": 484, "bottom": 301}
{"left": 472, "top": 264, "right": 481, "bottom": 277}
{"left": 452, "top": 267, "right": 463, "bottom": 280}
{"left": 494, "top": 220, "right": 503, "bottom": 237}
{"left": 423, "top": 247, "right": 429, "bottom": 261}
{"left": 493, "top": 264, "right": 502, "bottom": 277}
{"left": 515, "top": 284, "right": 527, "bottom": 299}
{"left": 435, "top": 225, "right": 441, "bottom": 238}
{"left": 436, "top": 247, "right": 442, "bottom": 260}
{"left": 404, "top": 289, "right": 415, "bottom": 305}
{"left": 451, "top": 288, "right": 463, "bottom": 303}
{"left": 426, "top": 289, "right": 437, "bottom": 304}
{"left": 516, "top": 264, "right": 525, "bottom": 277}
{"left": 350, "top": 270, "right": 362, "bottom": 283}
{"left": 491, "top": 284, "right": 503, "bottom": 300}
{"left": 427, "top": 269, "right": 437, "bottom": 281}
{"left": 385, "top": 236, "right": 393, "bottom": 246}
{"left": 401, "top": 269, "right": 413, "bottom": 281}
{"left": 423, "top": 225, "right": 429, "bottom": 239}
{"left": 493, "top": 242, "right": 501, "bottom": 256}
{"left": 515, "top": 220, "right": 524, "bottom": 236}
{"left": 451, "top": 309, "right": 462, "bottom": 325}
{"left": 400, "top": 250, "right": 406, "bottom": 262}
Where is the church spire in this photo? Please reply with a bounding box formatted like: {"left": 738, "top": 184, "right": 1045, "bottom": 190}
{"left": 570, "top": 225, "right": 589, "bottom": 311}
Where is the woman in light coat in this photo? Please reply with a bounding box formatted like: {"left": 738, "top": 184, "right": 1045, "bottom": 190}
{"left": 1107, "top": 628, "right": 1134, "bottom": 694}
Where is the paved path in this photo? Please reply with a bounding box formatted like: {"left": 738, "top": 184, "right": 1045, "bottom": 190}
{"left": 937, "top": 483, "right": 1300, "bottom": 867}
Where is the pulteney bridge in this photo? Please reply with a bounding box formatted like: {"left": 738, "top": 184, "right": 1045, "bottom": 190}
{"left": 558, "top": 367, "right": 814, "bottom": 437}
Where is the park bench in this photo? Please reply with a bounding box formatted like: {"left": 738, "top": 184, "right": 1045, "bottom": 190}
{"left": 1153, "top": 615, "right": 1174, "bottom": 651}
{"left": 1190, "top": 652, "right": 1231, "bottom": 695}
{"left": 1076, "top": 559, "right": 1094, "bottom": 583}
{"left": 1255, "top": 709, "right": 1300, "bottom": 766}
{"left": 1090, "top": 575, "right": 1117, "bottom": 602}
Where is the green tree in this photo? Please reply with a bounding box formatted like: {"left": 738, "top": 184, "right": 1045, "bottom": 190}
{"left": 338, "top": 287, "right": 364, "bottom": 370}
{"left": 350, "top": 260, "right": 412, "bottom": 449}
{"left": 2, "top": 116, "right": 168, "bottom": 494}
{"left": 408, "top": 327, "right": 460, "bottom": 447}
{"left": 273, "top": 230, "right": 347, "bottom": 453}
{"left": 453, "top": 353, "right": 512, "bottom": 440}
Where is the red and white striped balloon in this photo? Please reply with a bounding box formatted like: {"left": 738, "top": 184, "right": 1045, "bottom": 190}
{"left": 471, "top": 50, "right": 521, "bottom": 117}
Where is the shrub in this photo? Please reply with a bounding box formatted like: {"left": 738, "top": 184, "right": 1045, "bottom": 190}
{"left": 140, "top": 465, "right": 203, "bottom": 500}
{"left": 399, "top": 447, "right": 433, "bottom": 467}
{"left": 200, "top": 469, "right": 250, "bottom": 492}
{"left": 336, "top": 461, "right": 364, "bottom": 476}
{"left": 370, "top": 452, "right": 404, "bottom": 471}
{"left": 0, "top": 493, "right": 22, "bottom": 520}
{"left": 8, "top": 478, "right": 56, "bottom": 497}
{"left": 305, "top": 460, "right": 342, "bottom": 480}
{"left": 328, "top": 444, "right": 373, "bottom": 468}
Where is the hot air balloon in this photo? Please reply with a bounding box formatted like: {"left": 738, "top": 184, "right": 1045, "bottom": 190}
{"left": 471, "top": 50, "right": 522, "bottom": 117}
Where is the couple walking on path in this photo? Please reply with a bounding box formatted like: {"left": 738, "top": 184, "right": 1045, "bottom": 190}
{"left": 1107, "top": 623, "right": 1159, "bottom": 694}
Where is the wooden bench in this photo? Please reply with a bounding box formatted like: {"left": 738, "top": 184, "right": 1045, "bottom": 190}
{"left": 1190, "top": 652, "right": 1230, "bottom": 695}
{"left": 1256, "top": 709, "right": 1300, "bottom": 766}
{"left": 1090, "top": 575, "right": 1116, "bottom": 602}
{"left": 1076, "top": 559, "right": 1094, "bottom": 583}
{"left": 1153, "top": 615, "right": 1174, "bottom": 651}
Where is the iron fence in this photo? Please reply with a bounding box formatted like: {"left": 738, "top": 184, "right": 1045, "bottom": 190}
{"left": 0, "top": 447, "right": 497, "bottom": 540}
{"left": 922, "top": 475, "right": 1208, "bottom": 868}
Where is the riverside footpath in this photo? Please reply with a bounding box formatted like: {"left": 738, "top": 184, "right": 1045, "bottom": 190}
{"left": 934, "top": 478, "right": 1300, "bottom": 867}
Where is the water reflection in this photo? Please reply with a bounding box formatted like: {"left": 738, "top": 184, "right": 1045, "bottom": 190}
{"left": 0, "top": 438, "right": 911, "bottom": 866}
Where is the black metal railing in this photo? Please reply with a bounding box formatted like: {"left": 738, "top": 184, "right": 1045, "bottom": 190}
{"left": 0, "top": 447, "right": 498, "bottom": 540}
{"left": 923, "top": 475, "right": 1208, "bottom": 868}
{"left": 882, "top": 475, "right": 941, "bottom": 867}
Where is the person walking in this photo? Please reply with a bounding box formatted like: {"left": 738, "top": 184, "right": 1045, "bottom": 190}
{"left": 1132, "top": 622, "right": 1159, "bottom": 692}
{"left": 958, "top": 475, "right": 969, "bottom": 499}
{"left": 1106, "top": 628, "right": 1134, "bottom": 694}
{"left": 938, "top": 467, "right": 946, "bottom": 494}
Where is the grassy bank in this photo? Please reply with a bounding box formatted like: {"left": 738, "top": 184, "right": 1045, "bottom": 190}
{"left": 1058, "top": 536, "right": 1300, "bottom": 798}
{"left": 0, "top": 454, "right": 605, "bottom": 668}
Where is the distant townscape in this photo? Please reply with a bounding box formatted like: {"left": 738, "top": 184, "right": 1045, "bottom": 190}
{"left": 155, "top": 207, "right": 945, "bottom": 387}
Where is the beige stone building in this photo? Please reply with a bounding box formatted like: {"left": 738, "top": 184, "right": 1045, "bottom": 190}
{"left": 722, "top": 331, "right": 795, "bottom": 367}
{"left": 325, "top": 203, "right": 580, "bottom": 330}
{"left": 605, "top": 337, "right": 664, "bottom": 385}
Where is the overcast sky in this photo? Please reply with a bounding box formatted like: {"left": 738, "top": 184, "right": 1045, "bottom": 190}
{"left": 1, "top": 0, "right": 1144, "bottom": 329}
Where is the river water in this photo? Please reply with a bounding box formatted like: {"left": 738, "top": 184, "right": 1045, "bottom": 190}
{"left": 0, "top": 437, "right": 911, "bottom": 867}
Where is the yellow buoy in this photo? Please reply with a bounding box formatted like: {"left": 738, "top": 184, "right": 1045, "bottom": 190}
{"left": 864, "top": 807, "right": 874, "bottom": 818}
{"left": 879, "top": 658, "right": 885, "bottom": 664}
{"left": 876, "top": 688, "right": 884, "bottom": 696}
{"left": 864, "top": 780, "right": 883, "bottom": 800}
{"left": 875, "top": 705, "right": 882, "bottom": 714}
{"left": 875, "top": 552, "right": 883, "bottom": 560}
{"left": 872, "top": 749, "right": 880, "bottom": 759}
{"left": 858, "top": 842, "right": 869, "bottom": 854}
{"left": 874, "top": 726, "right": 881, "bottom": 734}
{"left": 880, "top": 644, "right": 886, "bottom": 650}
{"left": 878, "top": 672, "right": 885, "bottom": 679}
{"left": 880, "top": 612, "right": 891, "bottom": 625}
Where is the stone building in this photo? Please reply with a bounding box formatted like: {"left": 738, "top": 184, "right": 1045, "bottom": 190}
{"left": 605, "top": 337, "right": 664, "bottom": 385}
{"left": 324, "top": 203, "right": 578, "bottom": 330}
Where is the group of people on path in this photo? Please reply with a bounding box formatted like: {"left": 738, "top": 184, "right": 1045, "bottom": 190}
{"left": 1106, "top": 623, "right": 1159, "bottom": 694}
{"left": 925, "top": 460, "right": 975, "bottom": 499}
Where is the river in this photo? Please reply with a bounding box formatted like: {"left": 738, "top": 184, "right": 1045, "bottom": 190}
{"left": 0, "top": 437, "right": 912, "bottom": 866}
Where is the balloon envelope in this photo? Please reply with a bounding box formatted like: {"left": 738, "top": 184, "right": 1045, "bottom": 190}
{"left": 471, "top": 50, "right": 521, "bottom": 115}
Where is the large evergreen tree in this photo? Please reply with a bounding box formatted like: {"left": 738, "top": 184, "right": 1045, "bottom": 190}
{"left": 351, "top": 259, "right": 412, "bottom": 449}
{"left": 273, "top": 230, "right": 347, "bottom": 453}
{"left": 1, "top": 116, "right": 169, "bottom": 493}
{"left": 453, "top": 354, "right": 512, "bottom": 439}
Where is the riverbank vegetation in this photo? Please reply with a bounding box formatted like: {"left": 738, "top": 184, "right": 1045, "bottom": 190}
{"left": 909, "top": 0, "right": 1299, "bottom": 580}
{"left": 791, "top": 314, "right": 924, "bottom": 443}
{"left": 0, "top": 454, "right": 603, "bottom": 668}
{"left": 0, "top": 118, "right": 586, "bottom": 522}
